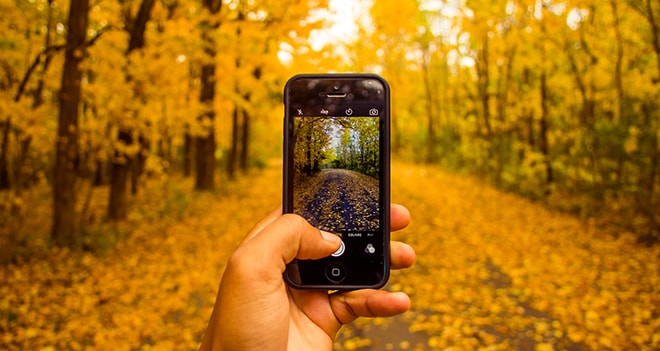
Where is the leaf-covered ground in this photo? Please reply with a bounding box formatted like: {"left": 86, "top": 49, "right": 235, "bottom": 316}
{"left": 2, "top": 161, "right": 658, "bottom": 350}
{"left": 294, "top": 168, "right": 380, "bottom": 232}
{"left": 337, "top": 163, "right": 660, "bottom": 351}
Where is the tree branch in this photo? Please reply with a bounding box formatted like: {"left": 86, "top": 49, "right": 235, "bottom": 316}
{"left": 13, "top": 25, "right": 112, "bottom": 103}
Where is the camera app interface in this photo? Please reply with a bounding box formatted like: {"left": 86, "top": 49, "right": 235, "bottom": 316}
{"left": 293, "top": 115, "right": 380, "bottom": 233}
{"left": 291, "top": 110, "right": 384, "bottom": 285}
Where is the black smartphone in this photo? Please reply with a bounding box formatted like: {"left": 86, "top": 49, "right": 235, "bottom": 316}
{"left": 283, "top": 73, "right": 390, "bottom": 290}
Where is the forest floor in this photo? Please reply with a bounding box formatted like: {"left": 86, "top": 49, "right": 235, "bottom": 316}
{"left": 1, "top": 160, "right": 659, "bottom": 350}
{"left": 295, "top": 168, "right": 380, "bottom": 232}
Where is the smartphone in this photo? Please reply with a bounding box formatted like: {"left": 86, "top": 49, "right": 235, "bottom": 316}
{"left": 283, "top": 73, "right": 390, "bottom": 290}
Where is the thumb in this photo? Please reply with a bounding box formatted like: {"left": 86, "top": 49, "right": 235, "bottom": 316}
{"left": 239, "top": 213, "right": 342, "bottom": 274}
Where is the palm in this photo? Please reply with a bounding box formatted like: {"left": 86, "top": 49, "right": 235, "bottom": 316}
{"left": 286, "top": 288, "right": 336, "bottom": 350}
{"left": 199, "top": 205, "right": 415, "bottom": 351}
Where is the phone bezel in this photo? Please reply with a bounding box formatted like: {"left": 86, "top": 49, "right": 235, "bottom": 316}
{"left": 282, "top": 73, "right": 391, "bottom": 290}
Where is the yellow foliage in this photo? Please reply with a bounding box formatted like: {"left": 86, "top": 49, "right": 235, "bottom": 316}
{"left": 387, "top": 161, "right": 659, "bottom": 350}
{"left": 1, "top": 0, "right": 660, "bottom": 349}
{"left": 2, "top": 165, "right": 281, "bottom": 350}
{"left": 2, "top": 161, "right": 654, "bottom": 350}
{"left": 535, "top": 343, "right": 553, "bottom": 351}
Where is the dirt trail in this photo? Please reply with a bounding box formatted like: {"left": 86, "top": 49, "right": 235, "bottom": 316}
{"left": 296, "top": 168, "right": 380, "bottom": 232}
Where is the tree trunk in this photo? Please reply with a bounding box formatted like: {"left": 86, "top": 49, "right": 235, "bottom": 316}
{"left": 108, "top": 151, "right": 129, "bottom": 220}
{"left": 195, "top": 0, "right": 222, "bottom": 191}
{"left": 108, "top": 129, "right": 133, "bottom": 219}
{"left": 240, "top": 68, "right": 260, "bottom": 171}
{"left": 108, "top": 0, "right": 155, "bottom": 220}
{"left": 130, "top": 135, "right": 148, "bottom": 195}
{"left": 641, "top": 0, "right": 660, "bottom": 82}
{"left": 52, "top": 0, "right": 89, "bottom": 247}
{"left": 611, "top": 0, "right": 625, "bottom": 121}
{"left": 420, "top": 47, "right": 437, "bottom": 163}
{"left": 127, "top": 0, "right": 155, "bottom": 196}
{"left": 184, "top": 132, "right": 193, "bottom": 177}
{"left": 0, "top": 121, "right": 10, "bottom": 190}
{"left": 228, "top": 21, "right": 242, "bottom": 179}
{"left": 539, "top": 71, "right": 553, "bottom": 193}
{"left": 240, "top": 107, "right": 249, "bottom": 170}
{"left": 195, "top": 125, "right": 215, "bottom": 190}
{"left": 227, "top": 105, "right": 239, "bottom": 179}
{"left": 477, "top": 35, "right": 492, "bottom": 137}
{"left": 196, "top": 62, "right": 217, "bottom": 190}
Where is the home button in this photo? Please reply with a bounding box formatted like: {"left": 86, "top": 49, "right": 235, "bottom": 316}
{"left": 325, "top": 262, "right": 347, "bottom": 283}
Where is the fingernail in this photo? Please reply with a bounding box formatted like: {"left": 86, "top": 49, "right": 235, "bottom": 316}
{"left": 321, "top": 230, "right": 341, "bottom": 244}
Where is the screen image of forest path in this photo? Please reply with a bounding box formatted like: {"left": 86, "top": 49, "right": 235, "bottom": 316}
{"left": 295, "top": 168, "right": 379, "bottom": 233}
{"left": 2, "top": 161, "right": 658, "bottom": 350}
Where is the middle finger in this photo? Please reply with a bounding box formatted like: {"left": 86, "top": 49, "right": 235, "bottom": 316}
{"left": 390, "top": 241, "right": 416, "bottom": 270}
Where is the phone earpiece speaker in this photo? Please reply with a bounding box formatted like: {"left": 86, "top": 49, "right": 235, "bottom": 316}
{"left": 326, "top": 93, "right": 347, "bottom": 98}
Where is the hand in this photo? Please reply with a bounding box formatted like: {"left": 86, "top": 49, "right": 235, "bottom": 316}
{"left": 199, "top": 204, "right": 416, "bottom": 351}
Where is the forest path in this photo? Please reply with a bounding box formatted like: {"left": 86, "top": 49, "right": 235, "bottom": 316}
{"left": 297, "top": 168, "right": 379, "bottom": 232}
{"left": 334, "top": 162, "right": 659, "bottom": 351}
{"left": 2, "top": 161, "right": 658, "bottom": 350}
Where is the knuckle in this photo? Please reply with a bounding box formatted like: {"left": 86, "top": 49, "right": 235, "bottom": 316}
{"left": 279, "top": 213, "right": 309, "bottom": 229}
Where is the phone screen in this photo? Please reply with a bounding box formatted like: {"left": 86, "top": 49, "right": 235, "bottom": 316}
{"left": 283, "top": 74, "right": 390, "bottom": 289}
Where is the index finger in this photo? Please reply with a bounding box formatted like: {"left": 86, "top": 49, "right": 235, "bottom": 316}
{"left": 240, "top": 206, "right": 282, "bottom": 245}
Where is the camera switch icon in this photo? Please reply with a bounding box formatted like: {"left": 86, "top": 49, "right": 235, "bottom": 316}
{"left": 369, "top": 108, "right": 379, "bottom": 116}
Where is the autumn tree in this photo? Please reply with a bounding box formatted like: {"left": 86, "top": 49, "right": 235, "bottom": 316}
{"left": 294, "top": 117, "right": 332, "bottom": 176}
{"left": 195, "top": 0, "right": 222, "bottom": 191}
{"left": 108, "top": 0, "right": 157, "bottom": 220}
{"left": 624, "top": 0, "right": 660, "bottom": 223}
{"left": 342, "top": 117, "right": 380, "bottom": 177}
{"left": 226, "top": 10, "right": 265, "bottom": 179}
{"left": 348, "top": 0, "right": 659, "bottom": 237}
{"left": 52, "top": 0, "right": 89, "bottom": 247}
{"left": 227, "top": 9, "right": 246, "bottom": 180}
{"left": 5, "top": 0, "right": 655, "bottom": 243}
{"left": 352, "top": 0, "right": 421, "bottom": 157}
{"left": 1, "top": 0, "right": 59, "bottom": 193}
